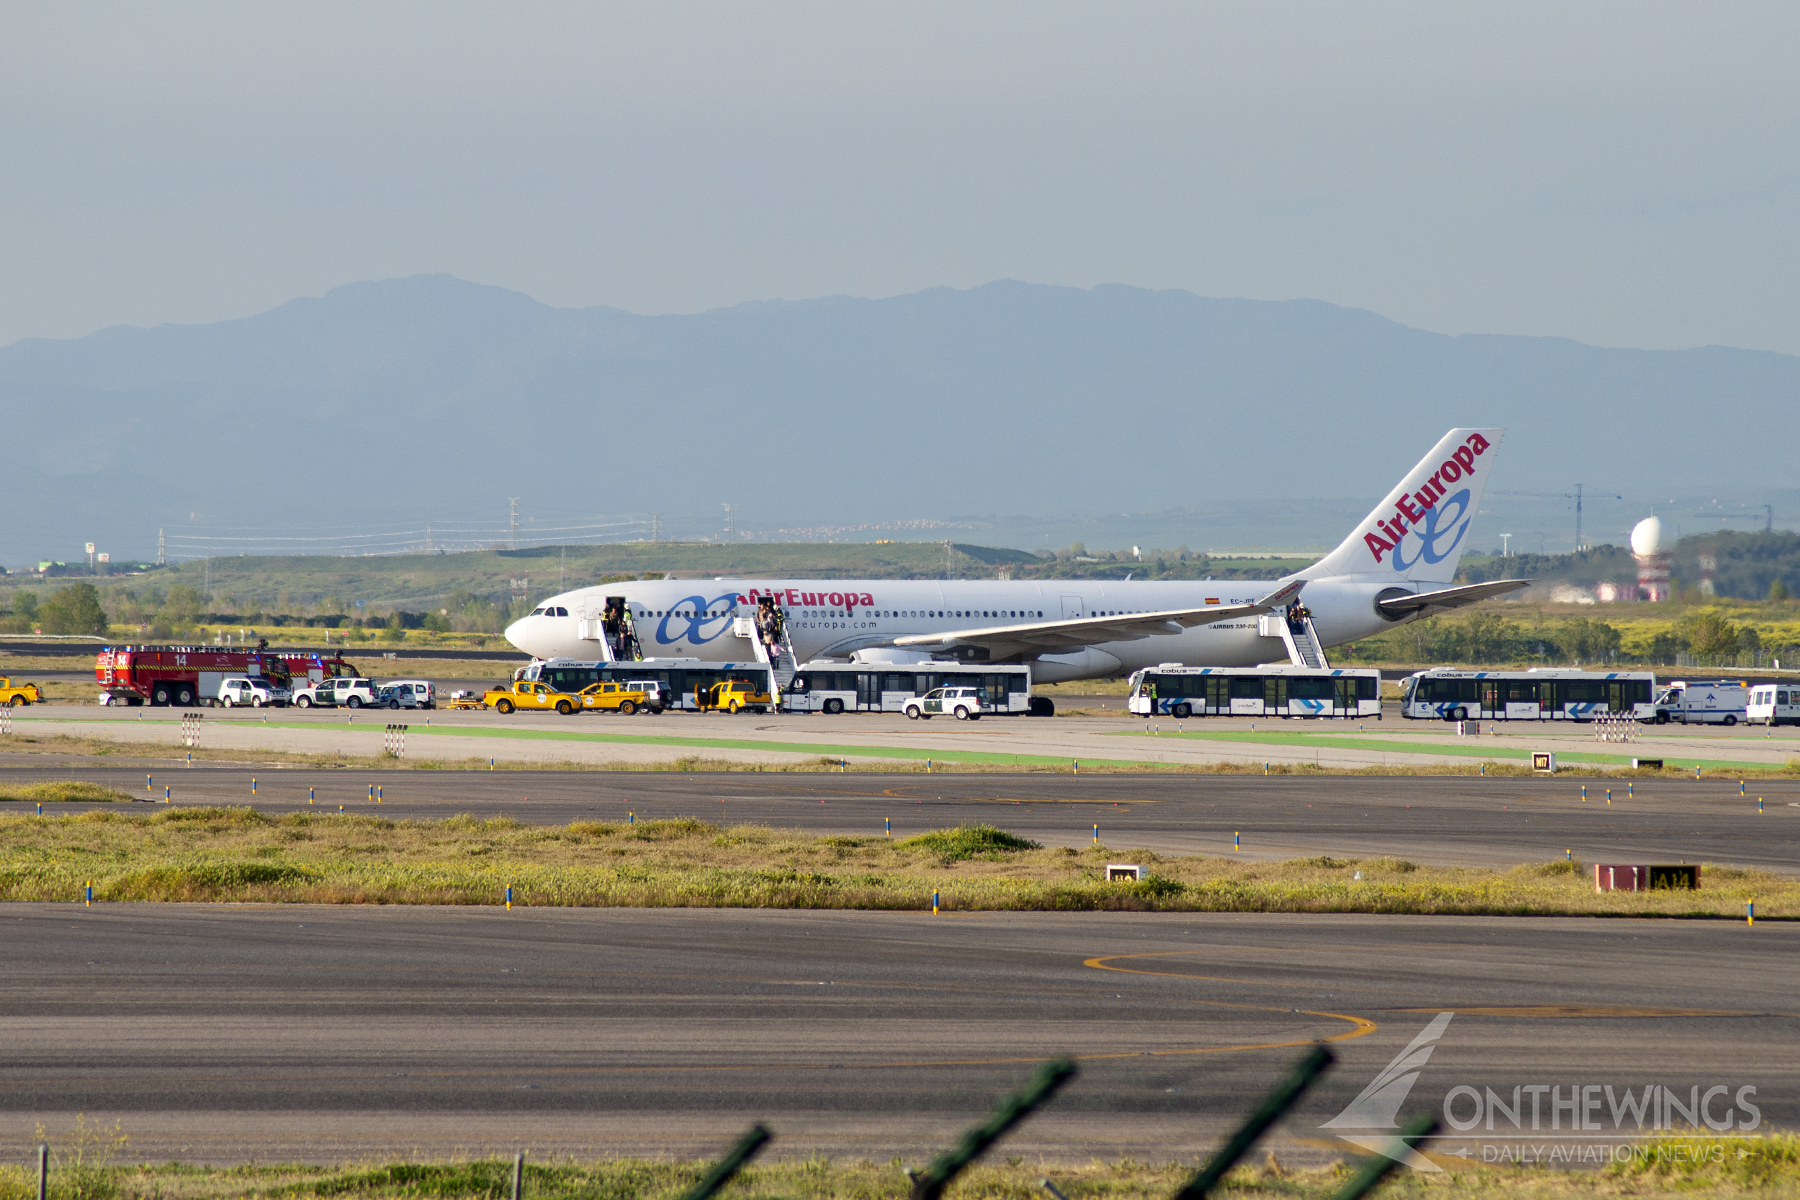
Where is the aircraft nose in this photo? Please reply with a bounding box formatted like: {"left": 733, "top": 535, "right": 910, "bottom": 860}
{"left": 504, "top": 616, "right": 533, "bottom": 652}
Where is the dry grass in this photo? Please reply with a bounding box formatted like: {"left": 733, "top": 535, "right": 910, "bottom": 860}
{"left": 0, "top": 1135, "right": 1798, "bottom": 1199}
{"left": 0, "top": 810, "right": 1789, "bottom": 916}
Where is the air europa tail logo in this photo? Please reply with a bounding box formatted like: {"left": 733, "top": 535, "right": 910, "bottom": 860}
{"left": 1364, "top": 433, "right": 1489, "bottom": 570}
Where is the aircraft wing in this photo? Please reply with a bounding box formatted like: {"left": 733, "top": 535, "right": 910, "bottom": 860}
{"left": 883, "top": 579, "right": 1305, "bottom": 658}
{"left": 1377, "top": 579, "right": 1532, "bottom": 619}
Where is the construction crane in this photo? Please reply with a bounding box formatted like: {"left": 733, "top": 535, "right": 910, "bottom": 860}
{"left": 1694, "top": 504, "right": 1773, "bottom": 532}
{"left": 1494, "top": 484, "right": 1622, "bottom": 552}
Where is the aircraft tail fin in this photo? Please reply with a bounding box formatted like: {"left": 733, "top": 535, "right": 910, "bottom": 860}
{"left": 1302, "top": 428, "right": 1504, "bottom": 584}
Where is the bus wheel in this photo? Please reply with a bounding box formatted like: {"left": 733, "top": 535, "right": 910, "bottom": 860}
{"left": 1454, "top": 707, "right": 1468, "bottom": 722}
{"left": 496, "top": 699, "right": 514, "bottom": 714}
{"left": 824, "top": 698, "right": 843, "bottom": 715}
{"left": 1173, "top": 703, "right": 1191, "bottom": 719}
{"left": 556, "top": 699, "right": 573, "bottom": 715}
{"left": 618, "top": 700, "right": 635, "bottom": 716}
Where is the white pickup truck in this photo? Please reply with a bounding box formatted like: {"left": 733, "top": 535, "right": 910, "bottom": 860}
{"left": 292, "top": 677, "right": 382, "bottom": 709}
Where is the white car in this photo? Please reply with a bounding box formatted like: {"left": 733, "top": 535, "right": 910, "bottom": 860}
{"left": 377, "top": 680, "right": 436, "bottom": 709}
{"left": 218, "top": 677, "right": 289, "bottom": 707}
{"left": 903, "top": 686, "right": 984, "bottom": 721}
{"left": 293, "top": 677, "right": 381, "bottom": 709}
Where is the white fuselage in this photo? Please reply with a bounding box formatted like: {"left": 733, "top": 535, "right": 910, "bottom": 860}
{"left": 503, "top": 574, "right": 1407, "bottom": 683}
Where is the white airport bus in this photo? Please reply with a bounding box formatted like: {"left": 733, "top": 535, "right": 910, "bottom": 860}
{"left": 783, "top": 662, "right": 1033, "bottom": 716}
{"left": 1400, "top": 669, "right": 1656, "bottom": 722}
{"left": 517, "top": 657, "right": 772, "bottom": 713}
{"left": 1126, "top": 665, "right": 1382, "bottom": 719}
{"left": 1747, "top": 683, "right": 1800, "bottom": 727}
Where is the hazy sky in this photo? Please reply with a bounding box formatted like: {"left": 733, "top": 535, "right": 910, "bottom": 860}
{"left": 4, "top": 3, "right": 1796, "bottom": 353}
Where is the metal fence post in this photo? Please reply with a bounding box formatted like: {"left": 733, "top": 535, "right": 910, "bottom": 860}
{"left": 511, "top": 1151, "right": 523, "bottom": 1200}
{"left": 1172, "top": 1045, "right": 1334, "bottom": 1200}
{"left": 1327, "top": 1113, "right": 1439, "bottom": 1200}
{"left": 676, "top": 1124, "right": 772, "bottom": 1200}
{"left": 908, "top": 1058, "right": 1077, "bottom": 1200}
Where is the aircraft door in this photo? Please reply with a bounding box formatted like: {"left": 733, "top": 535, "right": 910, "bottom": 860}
{"left": 1060, "top": 595, "right": 1084, "bottom": 619}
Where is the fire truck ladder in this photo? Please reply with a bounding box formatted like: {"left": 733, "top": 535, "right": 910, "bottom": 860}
{"left": 1275, "top": 610, "right": 1330, "bottom": 670}
{"left": 738, "top": 611, "right": 799, "bottom": 696}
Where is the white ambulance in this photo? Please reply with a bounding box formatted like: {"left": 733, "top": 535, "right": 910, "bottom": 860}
{"left": 1650, "top": 680, "right": 1750, "bottom": 725}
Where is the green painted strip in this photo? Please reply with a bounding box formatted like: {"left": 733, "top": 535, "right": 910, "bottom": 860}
{"left": 51, "top": 716, "right": 1161, "bottom": 770}
{"left": 1107, "top": 728, "right": 1784, "bottom": 772}
{"left": 44, "top": 715, "right": 1794, "bottom": 774}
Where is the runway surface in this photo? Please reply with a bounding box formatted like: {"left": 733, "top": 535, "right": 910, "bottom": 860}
{"left": 2, "top": 905, "right": 1791, "bottom": 1164}
{"left": 5, "top": 764, "right": 1796, "bottom": 871}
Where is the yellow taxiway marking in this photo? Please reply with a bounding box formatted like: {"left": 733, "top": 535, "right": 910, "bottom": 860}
{"left": 1082, "top": 951, "right": 1378, "bottom": 1046}
{"left": 1391, "top": 1005, "right": 1767, "bottom": 1019}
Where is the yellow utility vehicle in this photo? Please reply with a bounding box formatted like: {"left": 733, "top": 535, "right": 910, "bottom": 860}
{"left": 484, "top": 680, "right": 578, "bottom": 715}
{"left": 577, "top": 681, "right": 650, "bottom": 715}
{"left": 0, "top": 677, "right": 42, "bottom": 706}
{"left": 702, "top": 679, "right": 772, "bottom": 714}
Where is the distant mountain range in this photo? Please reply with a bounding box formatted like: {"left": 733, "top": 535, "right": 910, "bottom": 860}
{"left": 5, "top": 275, "right": 1797, "bottom": 567}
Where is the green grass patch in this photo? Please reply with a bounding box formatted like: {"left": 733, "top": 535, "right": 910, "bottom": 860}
{"left": 0, "top": 809, "right": 1791, "bottom": 917}
{"left": 897, "top": 823, "right": 1040, "bottom": 861}
{"left": 0, "top": 780, "right": 132, "bottom": 803}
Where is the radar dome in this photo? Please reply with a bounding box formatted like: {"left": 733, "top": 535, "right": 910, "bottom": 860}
{"left": 1630, "top": 517, "right": 1666, "bottom": 557}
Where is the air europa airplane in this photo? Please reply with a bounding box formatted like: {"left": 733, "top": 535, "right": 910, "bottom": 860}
{"left": 504, "top": 428, "right": 1528, "bottom": 684}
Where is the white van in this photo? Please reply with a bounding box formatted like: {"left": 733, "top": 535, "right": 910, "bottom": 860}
{"left": 377, "top": 680, "right": 436, "bottom": 709}
{"left": 1747, "top": 684, "right": 1800, "bottom": 726}
{"left": 1650, "top": 680, "right": 1749, "bottom": 725}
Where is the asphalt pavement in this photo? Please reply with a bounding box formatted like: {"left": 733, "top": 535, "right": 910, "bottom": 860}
{"left": 2, "top": 905, "right": 1790, "bottom": 1165}
{"left": 4, "top": 765, "right": 1795, "bottom": 871}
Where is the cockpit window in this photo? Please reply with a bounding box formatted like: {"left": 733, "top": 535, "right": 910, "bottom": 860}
{"left": 531, "top": 607, "right": 546, "bottom": 616}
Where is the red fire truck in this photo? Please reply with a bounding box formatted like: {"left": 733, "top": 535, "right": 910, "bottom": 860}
{"left": 96, "top": 646, "right": 360, "bottom": 707}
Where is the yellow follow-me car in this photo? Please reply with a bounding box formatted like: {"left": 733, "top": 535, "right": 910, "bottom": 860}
{"left": 577, "top": 681, "right": 650, "bottom": 714}
{"left": 0, "top": 677, "right": 43, "bottom": 706}
{"left": 483, "top": 680, "right": 578, "bottom": 715}
{"left": 705, "top": 680, "right": 772, "bottom": 714}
